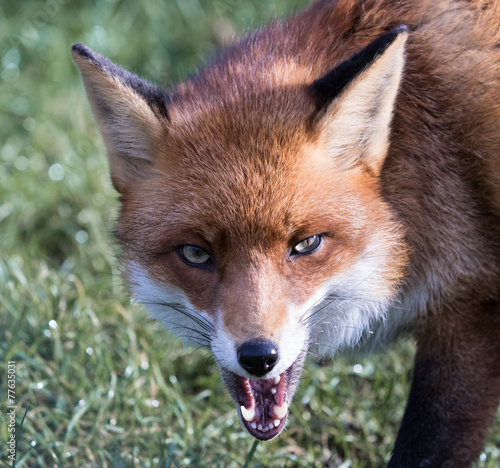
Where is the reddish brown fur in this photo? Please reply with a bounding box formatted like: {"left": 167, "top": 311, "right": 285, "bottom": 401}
{"left": 118, "top": 140, "right": 397, "bottom": 338}
{"left": 73, "top": 0, "right": 500, "bottom": 465}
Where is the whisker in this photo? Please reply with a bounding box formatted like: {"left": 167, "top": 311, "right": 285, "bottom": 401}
{"left": 301, "top": 295, "right": 384, "bottom": 326}
{"left": 299, "top": 251, "right": 382, "bottom": 323}
{"left": 165, "top": 326, "right": 211, "bottom": 342}
{"left": 300, "top": 257, "right": 387, "bottom": 330}
{"left": 138, "top": 297, "right": 214, "bottom": 340}
{"left": 307, "top": 343, "right": 338, "bottom": 354}
{"left": 304, "top": 349, "right": 323, "bottom": 360}
{"left": 303, "top": 292, "right": 408, "bottom": 329}
{"left": 169, "top": 305, "right": 214, "bottom": 332}
{"left": 155, "top": 301, "right": 214, "bottom": 333}
{"left": 140, "top": 298, "right": 214, "bottom": 329}
{"left": 137, "top": 297, "right": 214, "bottom": 346}
{"left": 186, "top": 339, "right": 211, "bottom": 349}
{"left": 156, "top": 317, "right": 211, "bottom": 338}
{"left": 191, "top": 345, "right": 208, "bottom": 353}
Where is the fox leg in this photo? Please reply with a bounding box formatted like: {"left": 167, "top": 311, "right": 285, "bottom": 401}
{"left": 388, "top": 299, "right": 500, "bottom": 468}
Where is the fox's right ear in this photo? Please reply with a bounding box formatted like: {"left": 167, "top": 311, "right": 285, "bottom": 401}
{"left": 72, "top": 44, "right": 169, "bottom": 194}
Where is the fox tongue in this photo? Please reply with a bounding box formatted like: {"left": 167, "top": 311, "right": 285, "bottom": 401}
{"left": 250, "top": 374, "right": 286, "bottom": 408}
{"left": 238, "top": 372, "right": 288, "bottom": 439}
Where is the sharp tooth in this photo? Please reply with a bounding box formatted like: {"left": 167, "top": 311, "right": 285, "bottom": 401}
{"left": 274, "top": 375, "right": 281, "bottom": 385}
{"left": 274, "top": 419, "right": 280, "bottom": 427}
{"left": 251, "top": 422, "right": 257, "bottom": 429}
{"left": 271, "top": 388, "right": 277, "bottom": 394}
{"left": 273, "top": 402, "right": 288, "bottom": 419}
{"left": 240, "top": 406, "right": 255, "bottom": 422}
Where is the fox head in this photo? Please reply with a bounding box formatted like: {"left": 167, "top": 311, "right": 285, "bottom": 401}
{"left": 72, "top": 25, "right": 409, "bottom": 440}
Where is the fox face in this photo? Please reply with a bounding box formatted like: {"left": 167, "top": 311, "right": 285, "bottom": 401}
{"left": 121, "top": 128, "right": 407, "bottom": 437}
{"left": 72, "top": 26, "right": 409, "bottom": 440}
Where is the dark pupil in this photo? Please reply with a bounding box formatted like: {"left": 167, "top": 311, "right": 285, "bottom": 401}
{"left": 189, "top": 247, "right": 204, "bottom": 258}
{"left": 295, "top": 235, "right": 320, "bottom": 254}
{"left": 303, "top": 236, "right": 317, "bottom": 249}
{"left": 305, "top": 237, "right": 315, "bottom": 247}
{"left": 182, "top": 245, "right": 209, "bottom": 264}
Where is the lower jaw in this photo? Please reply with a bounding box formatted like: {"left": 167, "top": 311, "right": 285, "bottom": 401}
{"left": 243, "top": 412, "right": 287, "bottom": 440}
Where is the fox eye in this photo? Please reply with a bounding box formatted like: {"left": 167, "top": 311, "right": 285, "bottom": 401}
{"left": 291, "top": 234, "right": 322, "bottom": 255}
{"left": 178, "top": 245, "right": 212, "bottom": 266}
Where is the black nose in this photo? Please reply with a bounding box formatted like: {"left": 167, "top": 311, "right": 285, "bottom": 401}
{"left": 237, "top": 340, "right": 279, "bottom": 377}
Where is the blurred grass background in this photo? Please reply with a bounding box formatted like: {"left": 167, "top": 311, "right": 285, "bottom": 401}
{"left": 0, "top": 0, "right": 498, "bottom": 467}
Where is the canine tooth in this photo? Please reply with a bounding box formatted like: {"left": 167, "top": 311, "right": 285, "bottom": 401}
{"left": 271, "top": 388, "right": 277, "bottom": 394}
{"left": 251, "top": 422, "right": 257, "bottom": 429}
{"left": 273, "top": 402, "right": 288, "bottom": 419}
{"left": 274, "top": 375, "right": 281, "bottom": 385}
{"left": 240, "top": 405, "right": 255, "bottom": 422}
{"left": 274, "top": 419, "right": 280, "bottom": 427}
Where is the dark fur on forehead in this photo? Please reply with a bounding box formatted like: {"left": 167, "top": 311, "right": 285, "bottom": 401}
{"left": 71, "top": 43, "right": 170, "bottom": 119}
{"left": 310, "top": 25, "right": 408, "bottom": 110}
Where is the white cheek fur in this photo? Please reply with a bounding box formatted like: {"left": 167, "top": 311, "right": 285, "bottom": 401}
{"left": 128, "top": 261, "right": 214, "bottom": 348}
{"left": 302, "top": 246, "right": 419, "bottom": 357}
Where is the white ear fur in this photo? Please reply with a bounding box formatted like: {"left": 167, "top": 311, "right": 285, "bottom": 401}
{"left": 317, "top": 32, "right": 408, "bottom": 175}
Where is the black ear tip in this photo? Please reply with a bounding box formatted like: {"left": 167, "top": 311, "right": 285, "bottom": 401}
{"left": 310, "top": 23, "right": 409, "bottom": 110}
{"left": 71, "top": 43, "right": 104, "bottom": 70}
{"left": 377, "top": 25, "right": 409, "bottom": 55}
{"left": 392, "top": 24, "right": 410, "bottom": 37}
{"left": 71, "top": 43, "right": 101, "bottom": 66}
{"left": 71, "top": 43, "right": 90, "bottom": 57}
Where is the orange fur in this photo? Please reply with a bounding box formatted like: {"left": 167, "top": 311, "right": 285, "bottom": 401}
{"left": 73, "top": 0, "right": 500, "bottom": 464}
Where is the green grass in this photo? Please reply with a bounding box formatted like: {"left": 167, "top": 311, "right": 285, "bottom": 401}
{"left": 0, "top": 0, "right": 499, "bottom": 466}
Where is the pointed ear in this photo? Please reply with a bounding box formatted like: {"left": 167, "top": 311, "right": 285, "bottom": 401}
{"left": 310, "top": 26, "right": 408, "bottom": 175}
{"left": 72, "top": 44, "right": 169, "bottom": 193}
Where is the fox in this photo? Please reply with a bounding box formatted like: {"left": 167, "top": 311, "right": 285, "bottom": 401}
{"left": 71, "top": 0, "right": 500, "bottom": 466}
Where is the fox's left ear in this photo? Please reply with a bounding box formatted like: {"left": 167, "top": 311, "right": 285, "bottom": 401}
{"left": 310, "top": 26, "right": 409, "bottom": 175}
{"left": 72, "top": 44, "right": 169, "bottom": 194}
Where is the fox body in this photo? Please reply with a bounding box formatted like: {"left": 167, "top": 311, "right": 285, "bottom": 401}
{"left": 72, "top": 0, "right": 500, "bottom": 466}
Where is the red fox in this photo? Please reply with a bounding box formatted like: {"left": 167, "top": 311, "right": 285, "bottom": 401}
{"left": 72, "top": 0, "right": 500, "bottom": 465}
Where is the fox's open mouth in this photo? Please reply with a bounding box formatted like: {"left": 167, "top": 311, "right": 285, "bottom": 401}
{"left": 220, "top": 350, "right": 306, "bottom": 441}
{"left": 236, "top": 370, "right": 289, "bottom": 440}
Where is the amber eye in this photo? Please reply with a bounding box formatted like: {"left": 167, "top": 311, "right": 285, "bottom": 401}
{"left": 291, "top": 234, "right": 322, "bottom": 255}
{"left": 178, "top": 245, "right": 212, "bottom": 266}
